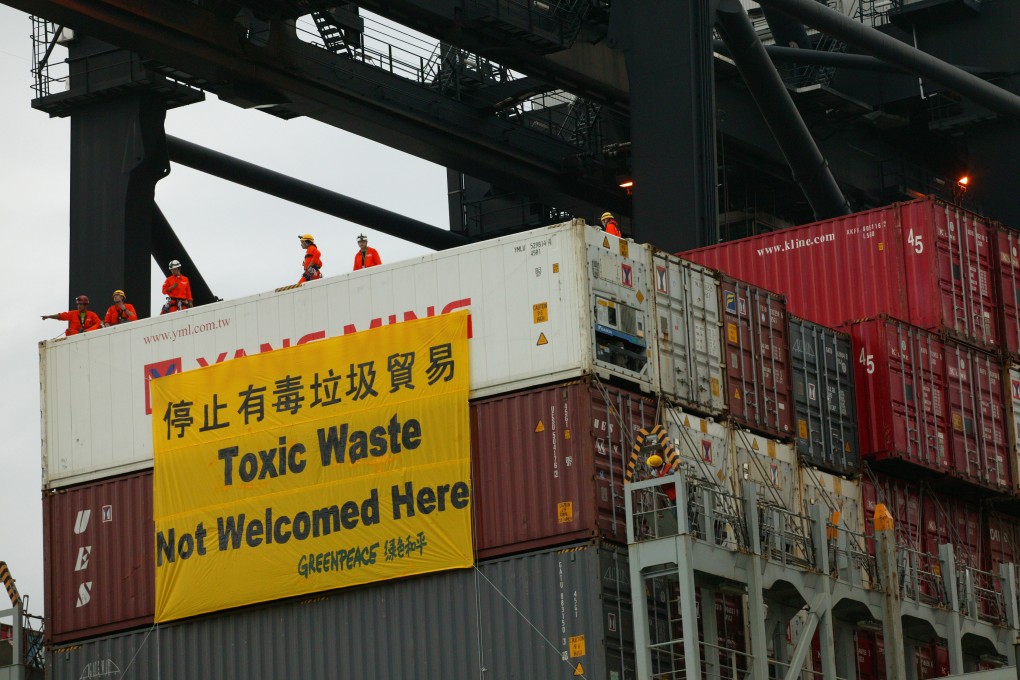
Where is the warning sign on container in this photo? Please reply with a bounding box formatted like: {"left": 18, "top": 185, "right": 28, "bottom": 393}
{"left": 557, "top": 501, "right": 573, "bottom": 524}
{"left": 569, "top": 634, "right": 586, "bottom": 658}
{"left": 537, "top": 332, "right": 549, "bottom": 346}
{"left": 533, "top": 302, "right": 549, "bottom": 324}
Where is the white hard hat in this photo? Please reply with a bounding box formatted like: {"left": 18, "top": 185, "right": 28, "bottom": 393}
{"left": 169, "top": 260, "right": 182, "bottom": 269}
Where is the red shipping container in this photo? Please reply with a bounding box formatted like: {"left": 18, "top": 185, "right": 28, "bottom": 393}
{"left": 855, "top": 629, "right": 886, "bottom": 680}
{"left": 844, "top": 318, "right": 950, "bottom": 475}
{"left": 471, "top": 378, "right": 657, "bottom": 559}
{"left": 683, "top": 197, "right": 1000, "bottom": 350}
{"left": 994, "top": 225, "right": 1020, "bottom": 356}
{"left": 43, "top": 471, "right": 154, "bottom": 643}
{"left": 985, "top": 512, "right": 1020, "bottom": 571}
{"left": 718, "top": 275, "right": 794, "bottom": 439}
{"left": 944, "top": 343, "right": 1011, "bottom": 492}
{"left": 861, "top": 474, "right": 924, "bottom": 552}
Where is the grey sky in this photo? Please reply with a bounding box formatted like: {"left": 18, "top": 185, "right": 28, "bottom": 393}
{"left": 0, "top": 7, "right": 446, "bottom": 616}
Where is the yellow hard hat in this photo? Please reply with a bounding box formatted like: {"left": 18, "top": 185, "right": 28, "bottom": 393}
{"left": 112, "top": 289, "right": 126, "bottom": 299}
{"left": 646, "top": 454, "right": 664, "bottom": 468}
{"left": 601, "top": 212, "right": 614, "bottom": 221}
{"left": 298, "top": 233, "right": 314, "bottom": 242}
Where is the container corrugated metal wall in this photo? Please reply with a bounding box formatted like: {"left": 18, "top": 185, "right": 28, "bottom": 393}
{"left": 789, "top": 317, "right": 860, "bottom": 476}
{"left": 471, "top": 378, "right": 657, "bottom": 558}
{"left": 717, "top": 275, "right": 793, "bottom": 439}
{"left": 40, "top": 221, "right": 662, "bottom": 489}
{"left": 650, "top": 250, "right": 726, "bottom": 416}
{"left": 844, "top": 317, "right": 950, "bottom": 475}
{"left": 683, "top": 197, "right": 1000, "bottom": 350}
{"left": 994, "top": 225, "right": 1020, "bottom": 357}
{"left": 47, "top": 542, "right": 633, "bottom": 680}
{"left": 1005, "top": 363, "right": 1020, "bottom": 494}
{"left": 43, "top": 471, "right": 154, "bottom": 644}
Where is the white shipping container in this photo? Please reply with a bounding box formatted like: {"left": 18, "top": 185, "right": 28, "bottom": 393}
{"left": 665, "top": 408, "right": 799, "bottom": 511}
{"left": 40, "top": 221, "right": 658, "bottom": 488}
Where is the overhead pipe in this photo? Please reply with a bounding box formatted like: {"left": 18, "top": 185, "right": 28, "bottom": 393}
{"left": 760, "top": 7, "right": 813, "bottom": 48}
{"left": 165, "top": 136, "right": 469, "bottom": 251}
{"left": 151, "top": 204, "right": 219, "bottom": 307}
{"left": 715, "top": 0, "right": 851, "bottom": 220}
{"left": 712, "top": 39, "right": 986, "bottom": 74}
{"left": 754, "top": 0, "right": 1020, "bottom": 119}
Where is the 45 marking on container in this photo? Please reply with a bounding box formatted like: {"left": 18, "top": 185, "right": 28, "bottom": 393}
{"left": 859, "top": 349, "right": 876, "bottom": 374}
{"left": 906, "top": 228, "right": 925, "bottom": 254}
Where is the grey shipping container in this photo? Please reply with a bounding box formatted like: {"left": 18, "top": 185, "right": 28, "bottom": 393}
{"left": 649, "top": 250, "right": 726, "bottom": 417}
{"left": 47, "top": 542, "right": 634, "bottom": 680}
{"left": 789, "top": 317, "right": 860, "bottom": 476}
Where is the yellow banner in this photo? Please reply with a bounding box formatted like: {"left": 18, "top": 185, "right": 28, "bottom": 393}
{"left": 151, "top": 312, "right": 472, "bottom": 622}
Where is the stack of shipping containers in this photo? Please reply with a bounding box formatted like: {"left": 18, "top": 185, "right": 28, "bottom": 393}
{"left": 46, "top": 198, "right": 1018, "bottom": 678}
{"left": 40, "top": 218, "right": 870, "bottom": 679}
{"left": 684, "top": 196, "right": 1020, "bottom": 678}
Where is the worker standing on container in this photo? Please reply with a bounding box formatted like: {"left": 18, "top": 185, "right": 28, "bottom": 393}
{"left": 161, "top": 259, "right": 193, "bottom": 314}
{"left": 41, "top": 295, "right": 101, "bottom": 336}
{"left": 298, "top": 234, "right": 323, "bottom": 285}
{"left": 103, "top": 290, "right": 138, "bottom": 327}
{"left": 353, "top": 233, "right": 382, "bottom": 270}
{"left": 600, "top": 212, "right": 622, "bottom": 237}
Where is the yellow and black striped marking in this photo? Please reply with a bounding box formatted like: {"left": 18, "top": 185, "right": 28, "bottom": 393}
{"left": 624, "top": 424, "right": 680, "bottom": 483}
{"left": 0, "top": 561, "right": 21, "bottom": 607}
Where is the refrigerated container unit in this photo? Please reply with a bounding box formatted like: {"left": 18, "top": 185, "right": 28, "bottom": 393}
{"left": 789, "top": 316, "right": 860, "bottom": 477}
{"left": 683, "top": 197, "right": 1001, "bottom": 352}
{"left": 43, "top": 471, "right": 154, "bottom": 644}
{"left": 40, "top": 221, "right": 663, "bottom": 489}
{"left": 471, "top": 377, "right": 657, "bottom": 559}
{"left": 649, "top": 250, "right": 726, "bottom": 419}
{"left": 717, "top": 274, "right": 794, "bottom": 440}
{"left": 47, "top": 542, "right": 633, "bottom": 680}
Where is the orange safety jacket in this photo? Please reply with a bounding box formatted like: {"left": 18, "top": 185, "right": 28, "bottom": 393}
{"left": 353, "top": 247, "right": 382, "bottom": 270}
{"left": 300, "top": 244, "right": 323, "bottom": 283}
{"left": 57, "top": 310, "right": 101, "bottom": 336}
{"left": 604, "top": 219, "right": 622, "bottom": 237}
{"left": 104, "top": 303, "right": 138, "bottom": 326}
{"left": 161, "top": 275, "right": 193, "bottom": 312}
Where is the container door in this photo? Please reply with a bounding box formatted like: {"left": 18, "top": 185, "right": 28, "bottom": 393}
{"left": 651, "top": 251, "right": 725, "bottom": 416}
{"left": 973, "top": 352, "right": 1010, "bottom": 492}
{"left": 884, "top": 321, "right": 950, "bottom": 473}
{"left": 823, "top": 328, "right": 860, "bottom": 475}
{"left": 996, "top": 227, "right": 1020, "bottom": 356}
{"left": 721, "top": 279, "right": 793, "bottom": 438}
{"left": 925, "top": 201, "right": 998, "bottom": 346}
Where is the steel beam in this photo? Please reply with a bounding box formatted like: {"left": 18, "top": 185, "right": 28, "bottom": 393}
{"left": 715, "top": 0, "right": 850, "bottom": 221}
{"left": 165, "top": 136, "right": 468, "bottom": 251}
{"left": 614, "top": 0, "right": 719, "bottom": 251}
{"left": 755, "top": 0, "right": 1020, "bottom": 119}
{"left": 68, "top": 86, "right": 168, "bottom": 319}
{"left": 12, "top": 0, "right": 629, "bottom": 216}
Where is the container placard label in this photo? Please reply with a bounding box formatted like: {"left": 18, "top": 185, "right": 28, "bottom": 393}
{"left": 151, "top": 313, "right": 473, "bottom": 622}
